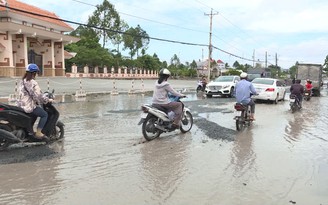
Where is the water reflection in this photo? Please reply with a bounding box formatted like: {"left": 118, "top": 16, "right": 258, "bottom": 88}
{"left": 284, "top": 96, "right": 321, "bottom": 142}
{"left": 0, "top": 143, "right": 64, "bottom": 205}
{"left": 140, "top": 135, "right": 191, "bottom": 202}
{"left": 230, "top": 130, "right": 256, "bottom": 177}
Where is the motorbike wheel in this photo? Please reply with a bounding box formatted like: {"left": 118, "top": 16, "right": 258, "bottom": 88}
{"left": 236, "top": 111, "right": 246, "bottom": 131}
{"left": 180, "top": 111, "right": 193, "bottom": 133}
{"left": 49, "top": 122, "right": 65, "bottom": 141}
{"left": 0, "top": 129, "right": 20, "bottom": 150}
{"left": 236, "top": 118, "right": 245, "bottom": 131}
{"left": 291, "top": 104, "right": 297, "bottom": 113}
{"left": 142, "top": 116, "right": 161, "bottom": 141}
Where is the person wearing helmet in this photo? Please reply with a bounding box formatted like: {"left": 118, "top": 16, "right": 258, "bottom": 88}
{"left": 152, "top": 68, "right": 186, "bottom": 130}
{"left": 235, "top": 72, "right": 257, "bottom": 120}
{"left": 290, "top": 79, "right": 304, "bottom": 107}
{"left": 17, "top": 64, "right": 52, "bottom": 140}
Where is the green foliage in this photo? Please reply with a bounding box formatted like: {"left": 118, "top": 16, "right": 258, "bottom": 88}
{"left": 323, "top": 55, "right": 328, "bottom": 73}
{"left": 87, "top": 0, "right": 121, "bottom": 49}
{"left": 289, "top": 65, "right": 297, "bottom": 78}
{"left": 65, "top": 26, "right": 113, "bottom": 69}
{"left": 225, "top": 69, "right": 242, "bottom": 76}
{"left": 122, "top": 25, "right": 149, "bottom": 59}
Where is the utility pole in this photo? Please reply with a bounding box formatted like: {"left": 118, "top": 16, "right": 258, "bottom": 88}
{"left": 265, "top": 51, "right": 267, "bottom": 69}
{"left": 205, "top": 8, "right": 218, "bottom": 82}
{"left": 252, "top": 49, "right": 255, "bottom": 68}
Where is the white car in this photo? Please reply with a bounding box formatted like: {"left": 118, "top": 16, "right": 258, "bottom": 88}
{"left": 205, "top": 75, "right": 240, "bottom": 98}
{"left": 251, "top": 78, "right": 286, "bottom": 104}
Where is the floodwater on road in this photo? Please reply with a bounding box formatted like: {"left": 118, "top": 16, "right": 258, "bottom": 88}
{"left": 0, "top": 90, "right": 328, "bottom": 205}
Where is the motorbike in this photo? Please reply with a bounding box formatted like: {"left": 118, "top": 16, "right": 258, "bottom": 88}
{"left": 289, "top": 94, "right": 302, "bottom": 113}
{"left": 196, "top": 81, "right": 206, "bottom": 92}
{"left": 233, "top": 103, "right": 252, "bottom": 131}
{"left": 304, "top": 89, "right": 311, "bottom": 101}
{"left": 0, "top": 89, "right": 64, "bottom": 150}
{"left": 138, "top": 95, "right": 193, "bottom": 141}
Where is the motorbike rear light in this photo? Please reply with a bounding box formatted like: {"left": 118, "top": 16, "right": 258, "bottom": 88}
{"left": 234, "top": 104, "right": 245, "bottom": 111}
{"left": 0, "top": 107, "right": 4, "bottom": 111}
{"left": 265, "top": 88, "right": 275, "bottom": 92}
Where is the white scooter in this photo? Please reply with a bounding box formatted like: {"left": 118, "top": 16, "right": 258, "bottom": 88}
{"left": 138, "top": 96, "right": 193, "bottom": 141}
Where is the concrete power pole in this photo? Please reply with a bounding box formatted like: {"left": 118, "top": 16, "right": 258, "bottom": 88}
{"left": 205, "top": 9, "right": 218, "bottom": 82}
{"left": 265, "top": 51, "right": 267, "bottom": 69}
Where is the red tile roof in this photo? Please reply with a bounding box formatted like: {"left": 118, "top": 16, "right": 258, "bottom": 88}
{"left": 0, "top": 0, "right": 73, "bottom": 29}
{"left": 217, "top": 59, "right": 224, "bottom": 64}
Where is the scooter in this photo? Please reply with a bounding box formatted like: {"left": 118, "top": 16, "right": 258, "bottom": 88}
{"left": 289, "top": 94, "right": 302, "bottom": 113}
{"left": 0, "top": 90, "right": 64, "bottom": 150}
{"left": 233, "top": 103, "right": 252, "bottom": 131}
{"left": 196, "top": 81, "right": 206, "bottom": 92}
{"left": 138, "top": 95, "right": 193, "bottom": 141}
{"left": 304, "top": 89, "right": 311, "bottom": 101}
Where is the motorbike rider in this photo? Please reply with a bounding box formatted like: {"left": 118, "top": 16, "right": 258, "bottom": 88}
{"left": 305, "top": 79, "right": 313, "bottom": 94}
{"left": 235, "top": 72, "right": 257, "bottom": 120}
{"left": 16, "top": 64, "right": 53, "bottom": 140}
{"left": 197, "top": 76, "right": 207, "bottom": 92}
{"left": 152, "top": 68, "right": 186, "bottom": 130}
{"left": 290, "top": 79, "right": 304, "bottom": 107}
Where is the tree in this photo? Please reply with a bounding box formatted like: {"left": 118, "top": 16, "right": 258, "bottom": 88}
{"left": 190, "top": 60, "right": 197, "bottom": 69}
{"left": 323, "top": 55, "right": 328, "bottom": 73}
{"left": 122, "top": 25, "right": 150, "bottom": 59}
{"left": 88, "top": 0, "right": 121, "bottom": 49}
{"left": 170, "top": 54, "right": 180, "bottom": 66}
{"left": 111, "top": 20, "right": 129, "bottom": 54}
{"left": 233, "top": 61, "right": 240, "bottom": 68}
{"left": 65, "top": 25, "right": 113, "bottom": 69}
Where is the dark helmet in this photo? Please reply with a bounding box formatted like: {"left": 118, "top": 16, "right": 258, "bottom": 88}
{"left": 159, "top": 68, "right": 171, "bottom": 76}
{"left": 26, "top": 64, "right": 40, "bottom": 73}
{"left": 296, "top": 79, "right": 301, "bottom": 84}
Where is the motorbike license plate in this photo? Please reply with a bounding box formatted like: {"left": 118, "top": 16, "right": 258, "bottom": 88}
{"left": 289, "top": 98, "right": 295, "bottom": 103}
{"left": 235, "top": 111, "right": 241, "bottom": 116}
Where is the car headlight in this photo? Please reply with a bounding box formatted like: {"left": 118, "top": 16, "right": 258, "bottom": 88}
{"left": 222, "top": 85, "right": 230, "bottom": 89}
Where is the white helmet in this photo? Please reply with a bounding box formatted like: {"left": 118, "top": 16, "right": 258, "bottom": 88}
{"left": 240, "top": 72, "right": 248, "bottom": 78}
{"left": 159, "top": 68, "right": 171, "bottom": 76}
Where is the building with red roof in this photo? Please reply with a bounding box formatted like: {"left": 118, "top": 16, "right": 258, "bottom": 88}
{"left": 0, "top": 0, "right": 79, "bottom": 77}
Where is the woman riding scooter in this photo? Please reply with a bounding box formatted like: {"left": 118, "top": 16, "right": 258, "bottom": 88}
{"left": 16, "top": 64, "right": 53, "bottom": 141}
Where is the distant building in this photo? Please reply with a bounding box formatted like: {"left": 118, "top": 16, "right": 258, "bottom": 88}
{"left": 0, "top": 0, "right": 79, "bottom": 77}
{"left": 247, "top": 68, "right": 271, "bottom": 81}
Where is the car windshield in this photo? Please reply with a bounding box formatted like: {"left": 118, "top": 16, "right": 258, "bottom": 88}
{"left": 252, "top": 78, "right": 274, "bottom": 85}
{"left": 213, "top": 76, "right": 234, "bottom": 82}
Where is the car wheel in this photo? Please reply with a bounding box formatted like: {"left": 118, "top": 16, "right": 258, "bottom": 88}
{"left": 229, "top": 87, "right": 234, "bottom": 98}
{"left": 273, "top": 94, "right": 279, "bottom": 104}
{"left": 282, "top": 92, "right": 286, "bottom": 101}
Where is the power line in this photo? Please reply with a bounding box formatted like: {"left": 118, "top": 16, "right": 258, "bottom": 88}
{"left": 1, "top": 5, "right": 208, "bottom": 47}
{"left": 0, "top": 4, "right": 257, "bottom": 63}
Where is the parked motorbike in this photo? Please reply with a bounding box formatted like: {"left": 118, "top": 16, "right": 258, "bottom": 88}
{"left": 0, "top": 90, "right": 64, "bottom": 150}
{"left": 289, "top": 94, "right": 302, "bottom": 113}
{"left": 196, "top": 81, "right": 206, "bottom": 92}
{"left": 138, "top": 96, "right": 193, "bottom": 141}
{"left": 304, "top": 89, "right": 311, "bottom": 101}
{"left": 233, "top": 103, "right": 252, "bottom": 131}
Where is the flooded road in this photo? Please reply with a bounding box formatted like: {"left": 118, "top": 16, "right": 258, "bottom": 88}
{"left": 0, "top": 90, "right": 328, "bottom": 205}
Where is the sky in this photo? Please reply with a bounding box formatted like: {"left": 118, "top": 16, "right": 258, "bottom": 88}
{"left": 22, "top": 0, "right": 328, "bottom": 69}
